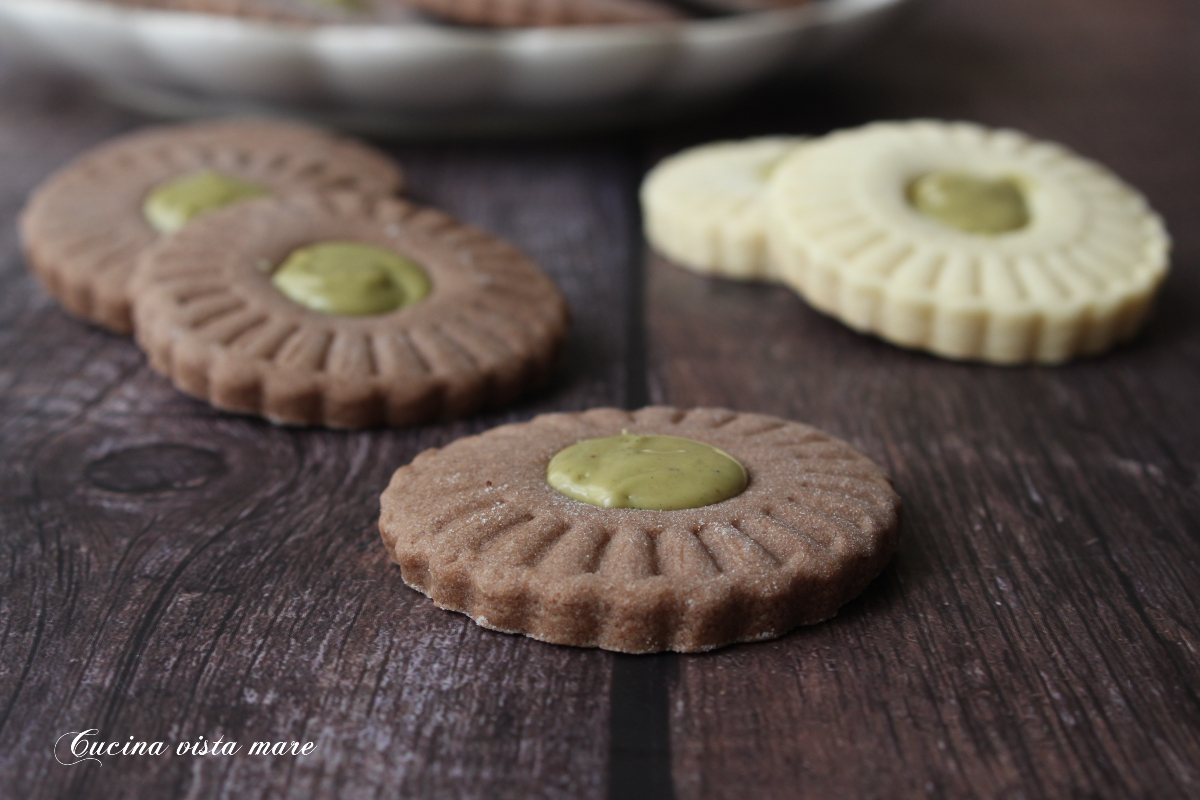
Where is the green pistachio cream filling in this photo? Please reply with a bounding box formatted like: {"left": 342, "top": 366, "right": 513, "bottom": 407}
{"left": 908, "top": 171, "right": 1030, "bottom": 235}
{"left": 271, "top": 241, "right": 431, "bottom": 316}
{"left": 143, "top": 170, "right": 269, "bottom": 234}
{"left": 547, "top": 432, "right": 748, "bottom": 511}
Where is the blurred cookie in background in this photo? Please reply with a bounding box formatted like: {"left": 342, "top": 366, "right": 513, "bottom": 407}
{"left": 641, "top": 136, "right": 808, "bottom": 282}
{"left": 19, "top": 119, "right": 403, "bottom": 333}
{"left": 394, "top": 0, "right": 683, "bottom": 27}
{"left": 97, "top": 0, "right": 419, "bottom": 24}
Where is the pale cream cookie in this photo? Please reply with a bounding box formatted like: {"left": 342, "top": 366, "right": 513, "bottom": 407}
{"left": 766, "top": 120, "right": 1170, "bottom": 364}
{"left": 641, "top": 137, "right": 808, "bottom": 282}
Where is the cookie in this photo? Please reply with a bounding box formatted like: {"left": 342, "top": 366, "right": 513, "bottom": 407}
{"left": 129, "top": 191, "right": 569, "bottom": 428}
{"left": 19, "top": 119, "right": 403, "bottom": 334}
{"left": 379, "top": 406, "right": 901, "bottom": 653}
{"left": 641, "top": 137, "right": 807, "bottom": 281}
{"left": 397, "top": 0, "right": 683, "bottom": 28}
{"left": 766, "top": 120, "right": 1171, "bottom": 364}
{"left": 94, "top": 0, "right": 418, "bottom": 24}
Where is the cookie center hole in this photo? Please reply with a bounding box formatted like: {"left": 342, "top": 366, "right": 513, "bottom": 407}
{"left": 547, "top": 432, "right": 748, "bottom": 511}
{"left": 271, "top": 241, "right": 431, "bottom": 316}
{"left": 143, "top": 170, "right": 269, "bottom": 234}
{"left": 907, "top": 171, "right": 1030, "bottom": 235}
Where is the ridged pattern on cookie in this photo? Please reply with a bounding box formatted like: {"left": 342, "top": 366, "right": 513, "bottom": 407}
{"left": 766, "top": 120, "right": 1170, "bottom": 364}
{"left": 399, "top": 0, "right": 681, "bottom": 27}
{"left": 642, "top": 137, "right": 807, "bottom": 281}
{"left": 19, "top": 119, "right": 403, "bottom": 333}
{"left": 379, "top": 407, "right": 900, "bottom": 653}
{"left": 130, "top": 192, "right": 569, "bottom": 428}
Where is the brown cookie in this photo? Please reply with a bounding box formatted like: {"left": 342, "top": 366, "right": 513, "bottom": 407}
{"left": 399, "top": 0, "right": 683, "bottom": 28}
{"left": 129, "top": 191, "right": 570, "bottom": 428}
{"left": 19, "top": 119, "right": 403, "bottom": 334}
{"left": 379, "top": 406, "right": 901, "bottom": 653}
{"left": 96, "top": 0, "right": 418, "bottom": 24}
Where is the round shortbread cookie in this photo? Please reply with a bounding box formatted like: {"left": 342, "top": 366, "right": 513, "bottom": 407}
{"left": 379, "top": 406, "right": 901, "bottom": 653}
{"left": 19, "top": 119, "right": 403, "bottom": 334}
{"left": 130, "top": 192, "right": 569, "bottom": 428}
{"left": 767, "top": 120, "right": 1171, "bottom": 364}
{"left": 642, "top": 137, "right": 807, "bottom": 281}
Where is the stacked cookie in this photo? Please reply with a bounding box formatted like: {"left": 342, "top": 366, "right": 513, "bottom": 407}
{"left": 20, "top": 119, "right": 569, "bottom": 428}
{"left": 642, "top": 120, "right": 1171, "bottom": 364}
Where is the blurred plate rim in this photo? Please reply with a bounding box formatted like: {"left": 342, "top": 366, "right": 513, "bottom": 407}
{"left": 0, "top": 0, "right": 912, "bottom": 135}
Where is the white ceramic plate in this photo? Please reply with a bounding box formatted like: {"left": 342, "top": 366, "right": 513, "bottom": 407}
{"left": 0, "top": 0, "right": 909, "bottom": 135}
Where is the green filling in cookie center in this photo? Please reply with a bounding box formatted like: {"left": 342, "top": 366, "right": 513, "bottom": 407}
{"left": 271, "top": 241, "right": 431, "bottom": 316}
{"left": 755, "top": 152, "right": 792, "bottom": 183}
{"left": 547, "top": 432, "right": 748, "bottom": 511}
{"left": 908, "top": 171, "right": 1030, "bottom": 235}
{"left": 143, "top": 170, "right": 269, "bottom": 234}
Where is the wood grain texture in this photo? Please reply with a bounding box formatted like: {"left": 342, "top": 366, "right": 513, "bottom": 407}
{"left": 644, "top": 0, "right": 1200, "bottom": 797}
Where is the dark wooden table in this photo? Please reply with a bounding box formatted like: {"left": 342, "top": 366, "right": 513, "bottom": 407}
{"left": 3, "top": 0, "right": 1199, "bottom": 797}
